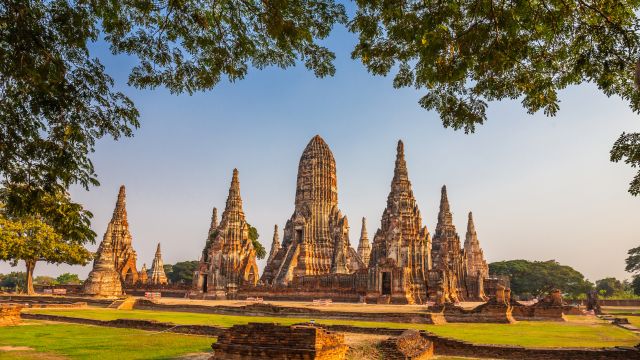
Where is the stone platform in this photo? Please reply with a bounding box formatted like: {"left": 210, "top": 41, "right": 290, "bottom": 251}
{"left": 211, "top": 323, "right": 349, "bottom": 359}
{"left": 0, "top": 304, "right": 22, "bottom": 326}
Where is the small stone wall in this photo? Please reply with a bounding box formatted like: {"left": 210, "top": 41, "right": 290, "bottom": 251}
{"left": 134, "top": 299, "right": 445, "bottom": 324}
{"left": 0, "top": 304, "right": 22, "bottom": 326}
{"left": 22, "top": 313, "right": 225, "bottom": 336}
{"left": 0, "top": 295, "right": 114, "bottom": 307}
{"left": 211, "top": 323, "right": 349, "bottom": 360}
{"left": 420, "top": 332, "right": 640, "bottom": 360}
{"left": 440, "top": 303, "right": 515, "bottom": 324}
{"left": 379, "top": 329, "right": 434, "bottom": 359}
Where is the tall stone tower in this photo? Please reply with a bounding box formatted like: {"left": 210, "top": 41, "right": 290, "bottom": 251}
{"left": 464, "top": 212, "right": 489, "bottom": 279}
{"left": 138, "top": 263, "right": 148, "bottom": 285}
{"left": 430, "top": 186, "right": 467, "bottom": 302}
{"left": 367, "top": 140, "right": 431, "bottom": 304}
{"left": 357, "top": 217, "right": 371, "bottom": 266}
{"left": 97, "top": 185, "right": 139, "bottom": 286}
{"left": 82, "top": 233, "right": 123, "bottom": 297}
{"left": 149, "top": 243, "right": 168, "bottom": 285}
{"left": 267, "top": 225, "right": 281, "bottom": 265}
{"left": 261, "top": 135, "right": 362, "bottom": 285}
{"left": 193, "top": 169, "right": 259, "bottom": 298}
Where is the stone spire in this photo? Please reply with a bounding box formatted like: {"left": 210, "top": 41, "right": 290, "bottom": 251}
{"left": 267, "top": 225, "right": 281, "bottom": 265}
{"left": 437, "top": 185, "right": 454, "bottom": 227}
{"left": 209, "top": 207, "right": 219, "bottom": 235}
{"left": 224, "top": 169, "right": 243, "bottom": 215}
{"left": 82, "top": 231, "right": 123, "bottom": 296}
{"left": 431, "top": 185, "right": 466, "bottom": 302}
{"left": 464, "top": 212, "right": 489, "bottom": 279}
{"left": 367, "top": 140, "right": 430, "bottom": 304}
{"left": 261, "top": 135, "right": 360, "bottom": 285}
{"left": 357, "top": 217, "right": 371, "bottom": 265}
{"left": 103, "top": 185, "right": 139, "bottom": 285}
{"left": 193, "top": 169, "right": 260, "bottom": 297}
{"left": 149, "top": 243, "right": 168, "bottom": 285}
{"left": 138, "top": 263, "right": 148, "bottom": 284}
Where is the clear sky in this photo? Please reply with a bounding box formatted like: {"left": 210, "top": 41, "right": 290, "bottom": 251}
{"left": 2, "top": 20, "right": 639, "bottom": 284}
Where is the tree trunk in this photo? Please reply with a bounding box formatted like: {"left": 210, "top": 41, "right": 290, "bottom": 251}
{"left": 25, "top": 260, "right": 36, "bottom": 295}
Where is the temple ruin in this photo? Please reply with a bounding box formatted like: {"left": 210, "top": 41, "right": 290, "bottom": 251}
{"left": 193, "top": 169, "right": 260, "bottom": 298}
{"left": 96, "top": 186, "right": 139, "bottom": 286}
{"left": 148, "top": 243, "right": 168, "bottom": 285}
{"left": 261, "top": 135, "right": 364, "bottom": 285}
{"left": 82, "top": 232, "right": 123, "bottom": 297}
{"left": 366, "top": 140, "right": 431, "bottom": 304}
{"left": 356, "top": 217, "right": 371, "bottom": 266}
{"left": 464, "top": 212, "right": 489, "bottom": 286}
{"left": 239, "top": 136, "right": 492, "bottom": 304}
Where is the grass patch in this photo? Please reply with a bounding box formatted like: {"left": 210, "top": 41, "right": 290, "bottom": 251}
{"left": 0, "top": 321, "right": 213, "bottom": 360}
{"left": 24, "top": 308, "right": 640, "bottom": 348}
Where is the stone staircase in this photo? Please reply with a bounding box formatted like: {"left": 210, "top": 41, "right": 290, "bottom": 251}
{"left": 107, "top": 297, "right": 136, "bottom": 310}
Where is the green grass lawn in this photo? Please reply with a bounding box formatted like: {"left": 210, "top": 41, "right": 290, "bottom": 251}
{"left": 24, "top": 308, "right": 640, "bottom": 348}
{"left": 0, "top": 321, "right": 213, "bottom": 360}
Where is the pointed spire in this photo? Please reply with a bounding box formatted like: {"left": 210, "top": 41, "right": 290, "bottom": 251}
{"left": 360, "top": 217, "right": 368, "bottom": 240}
{"left": 437, "top": 185, "right": 453, "bottom": 226}
{"left": 357, "top": 217, "right": 371, "bottom": 265}
{"left": 267, "top": 224, "right": 281, "bottom": 264}
{"left": 209, "top": 207, "right": 219, "bottom": 235}
{"left": 149, "top": 242, "right": 168, "bottom": 285}
{"left": 392, "top": 140, "right": 409, "bottom": 185}
{"left": 111, "top": 185, "right": 128, "bottom": 223}
{"left": 224, "top": 168, "right": 243, "bottom": 214}
{"left": 467, "top": 212, "right": 476, "bottom": 236}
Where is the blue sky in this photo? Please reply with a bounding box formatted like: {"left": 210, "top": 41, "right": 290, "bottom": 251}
{"left": 1, "top": 20, "right": 639, "bottom": 284}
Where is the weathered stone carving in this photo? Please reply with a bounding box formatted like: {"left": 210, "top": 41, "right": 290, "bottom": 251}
{"left": 137, "top": 263, "right": 148, "bottom": 285}
{"left": 193, "top": 169, "right": 260, "bottom": 298}
{"left": 261, "top": 135, "right": 363, "bottom": 285}
{"left": 92, "top": 186, "right": 139, "bottom": 286}
{"left": 82, "top": 232, "right": 123, "bottom": 297}
{"left": 429, "top": 186, "right": 467, "bottom": 303}
{"left": 367, "top": 141, "right": 431, "bottom": 304}
{"left": 357, "top": 217, "right": 371, "bottom": 266}
{"left": 148, "top": 243, "right": 168, "bottom": 285}
{"left": 267, "top": 224, "right": 281, "bottom": 265}
{"left": 379, "top": 329, "right": 435, "bottom": 359}
{"left": 464, "top": 212, "right": 489, "bottom": 279}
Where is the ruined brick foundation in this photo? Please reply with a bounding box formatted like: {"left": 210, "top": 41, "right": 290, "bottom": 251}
{"left": 0, "top": 304, "right": 22, "bottom": 326}
{"left": 211, "top": 323, "right": 348, "bottom": 359}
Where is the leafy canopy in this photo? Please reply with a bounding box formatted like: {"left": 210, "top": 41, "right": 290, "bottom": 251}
{"left": 165, "top": 260, "right": 199, "bottom": 284}
{"left": 350, "top": 0, "right": 640, "bottom": 195}
{"left": 489, "top": 259, "right": 593, "bottom": 298}
{"left": 595, "top": 277, "right": 625, "bottom": 297}
{"left": 56, "top": 273, "right": 82, "bottom": 285}
{"left": 247, "top": 224, "right": 266, "bottom": 260}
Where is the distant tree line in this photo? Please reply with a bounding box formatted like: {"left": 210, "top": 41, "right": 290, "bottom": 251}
{"left": 0, "top": 272, "right": 82, "bottom": 292}
{"left": 489, "top": 259, "right": 640, "bottom": 300}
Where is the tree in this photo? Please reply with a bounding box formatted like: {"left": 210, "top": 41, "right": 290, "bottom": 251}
{"left": 56, "top": 273, "right": 82, "bottom": 285}
{"left": 33, "top": 276, "right": 57, "bottom": 286}
{"left": 631, "top": 275, "right": 640, "bottom": 296}
{"left": 0, "top": 212, "right": 92, "bottom": 294}
{"left": 247, "top": 224, "right": 266, "bottom": 260}
{"left": 166, "top": 261, "right": 199, "bottom": 285}
{"left": 1, "top": 0, "right": 346, "bottom": 205}
{"left": 0, "top": 272, "right": 27, "bottom": 292}
{"left": 350, "top": 0, "right": 640, "bottom": 195}
{"left": 626, "top": 246, "right": 640, "bottom": 273}
{"left": 596, "top": 277, "right": 625, "bottom": 297}
{"left": 489, "top": 259, "right": 593, "bottom": 299}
